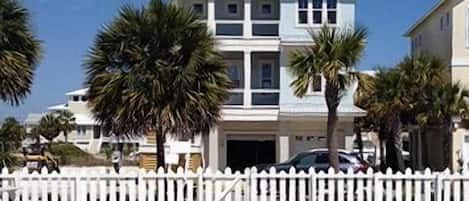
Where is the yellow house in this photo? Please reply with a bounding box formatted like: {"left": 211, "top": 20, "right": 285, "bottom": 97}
{"left": 405, "top": 0, "right": 469, "bottom": 171}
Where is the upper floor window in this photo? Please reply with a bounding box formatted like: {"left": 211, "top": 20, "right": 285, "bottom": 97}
{"left": 81, "top": 96, "right": 88, "bottom": 102}
{"left": 261, "top": 62, "right": 273, "bottom": 88}
{"left": 261, "top": 3, "right": 273, "bottom": 16}
{"left": 312, "top": 0, "right": 323, "bottom": 24}
{"left": 72, "top": 96, "right": 80, "bottom": 102}
{"left": 227, "top": 61, "right": 242, "bottom": 88}
{"left": 192, "top": 3, "right": 204, "bottom": 15}
{"left": 297, "top": 0, "right": 337, "bottom": 26}
{"left": 466, "top": 8, "right": 469, "bottom": 48}
{"left": 440, "top": 12, "right": 449, "bottom": 32}
{"left": 308, "top": 74, "right": 323, "bottom": 95}
{"left": 227, "top": 3, "right": 239, "bottom": 16}
{"left": 327, "top": 0, "right": 337, "bottom": 24}
{"left": 298, "top": 0, "right": 308, "bottom": 24}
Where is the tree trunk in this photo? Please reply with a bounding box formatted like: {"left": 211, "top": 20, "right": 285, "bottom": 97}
{"left": 155, "top": 126, "right": 166, "bottom": 169}
{"left": 385, "top": 113, "right": 405, "bottom": 172}
{"left": 325, "top": 81, "right": 340, "bottom": 171}
{"left": 355, "top": 130, "right": 364, "bottom": 159}
{"left": 64, "top": 132, "right": 68, "bottom": 143}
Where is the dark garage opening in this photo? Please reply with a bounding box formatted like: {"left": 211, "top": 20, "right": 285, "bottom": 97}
{"left": 227, "top": 139, "right": 276, "bottom": 172}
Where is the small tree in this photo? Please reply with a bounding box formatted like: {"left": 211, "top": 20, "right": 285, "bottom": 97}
{"left": 35, "top": 114, "right": 61, "bottom": 148}
{"left": 0, "top": 117, "right": 25, "bottom": 167}
{"left": 55, "top": 110, "right": 75, "bottom": 143}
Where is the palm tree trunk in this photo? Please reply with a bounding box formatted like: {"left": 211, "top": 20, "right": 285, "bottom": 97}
{"left": 385, "top": 113, "right": 405, "bottom": 172}
{"left": 327, "top": 108, "right": 339, "bottom": 171}
{"left": 64, "top": 132, "right": 68, "bottom": 143}
{"left": 155, "top": 125, "right": 166, "bottom": 169}
{"left": 325, "top": 82, "right": 340, "bottom": 171}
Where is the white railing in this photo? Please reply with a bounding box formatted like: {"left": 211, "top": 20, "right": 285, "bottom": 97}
{"left": 1, "top": 167, "right": 469, "bottom": 201}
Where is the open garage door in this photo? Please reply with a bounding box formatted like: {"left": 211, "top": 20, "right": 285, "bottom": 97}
{"left": 226, "top": 135, "right": 276, "bottom": 172}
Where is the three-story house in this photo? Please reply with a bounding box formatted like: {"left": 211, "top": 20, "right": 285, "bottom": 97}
{"left": 138, "top": 0, "right": 365, "bottom": 171}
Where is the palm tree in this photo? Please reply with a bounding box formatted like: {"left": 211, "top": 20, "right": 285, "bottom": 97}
{"left": 415, "top": 82, "right": 469, "bottom": 170}
{"left": 0, "top": 117, "right": 25, "bottom": 168}
{"left": 55, "top": 110, "right": 75, "bottom": 143}
{"left": 0, "top": 0, "right": 41, "bottom": 105}
{"left": 84, "top": 0, "right": 230, "bottom": 168}
{"left": 288, "top": 25, "right": 367, "bottom": 170}
{"left": 362, "top": 68, "right": 409, "bottom": 171}
{"left": 35, "top": 114, "right": 61, "bottom": 148}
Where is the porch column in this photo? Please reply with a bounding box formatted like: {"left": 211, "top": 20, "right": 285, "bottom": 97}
{"left": 243, "top": 50, "right": 252, "bottom": 108}
{"left": 278, "top": 121, "right": 290, "bottom": 162}
{"left": 207, "top": 0, "right": 216, "bottom": 34}
{"left": 208, "top": 125, "right": 220, "bottom": 170}
{"left": 243, "top": 0, "right": 252, "bottom": 38}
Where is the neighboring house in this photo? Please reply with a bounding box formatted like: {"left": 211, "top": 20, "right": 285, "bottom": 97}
{"left": 405, "top": 0, "right": 469, "bottom": 171}
{"left": 24, "top": 89, "right": 142, "bottom": 154}
{"left": 138, "top": 0, "right": 365, "bottom": 171}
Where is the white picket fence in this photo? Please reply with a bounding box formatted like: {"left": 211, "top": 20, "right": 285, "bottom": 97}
{"left": 1, "top": 167, "right": 469, "bottom": 201}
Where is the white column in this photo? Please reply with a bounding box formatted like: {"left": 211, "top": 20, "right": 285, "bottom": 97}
{"left": 278, "top": 121, "right": 290, "bottom": 162}
{"left": 243, "top": 0, "right": 252, "bottom": 38}
{"left": 243, "top": 50, "right": 252, "bottom": 108}
{"left": 207, "top": 0, "right": 216, "bottom": 34}
{"left": 208, "top": 125, "right": 219, "bottom": 170}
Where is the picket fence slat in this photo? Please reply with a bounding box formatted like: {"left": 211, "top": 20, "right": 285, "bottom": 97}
{"left": 3, "top": 167, "right": 469, "bottom": 201}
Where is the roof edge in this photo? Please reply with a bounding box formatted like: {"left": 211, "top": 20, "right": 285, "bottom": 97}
{"left": 404, "top": 0, "right": 447, "bottom": 37}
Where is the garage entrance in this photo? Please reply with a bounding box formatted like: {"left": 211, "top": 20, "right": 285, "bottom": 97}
{"left": 226, "top": 135, "right": 276, "bottom": 171}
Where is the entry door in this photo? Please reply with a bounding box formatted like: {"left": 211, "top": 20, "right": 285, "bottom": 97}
{"left": 226, "top": 139, "right": 276, "bottom": 172}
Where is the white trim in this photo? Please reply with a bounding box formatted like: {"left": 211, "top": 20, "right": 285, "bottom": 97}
{"left": 452, "top": 58, "right": 469, "bottom": 66}
{"left": 221, "top": 108, "right": 279, "bottom": 121}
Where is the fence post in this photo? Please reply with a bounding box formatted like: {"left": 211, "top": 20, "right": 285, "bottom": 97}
{"left": 309, "top": 168, "right": 316, "bottom": 201}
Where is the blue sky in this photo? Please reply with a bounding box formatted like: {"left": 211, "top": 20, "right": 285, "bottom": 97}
{"left": 0, "top": 0, "right": 437, "bottom": 121}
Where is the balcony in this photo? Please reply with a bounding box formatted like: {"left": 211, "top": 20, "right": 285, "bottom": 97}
{"left": 222, "top": 51, "right": 279, "bottom": 108}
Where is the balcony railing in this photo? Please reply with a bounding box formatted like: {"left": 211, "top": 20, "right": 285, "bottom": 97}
{"left": 252, "top": 89, "right": 279, "bottom": 106}
{"left": 252, "top": 20, "right": 279, "bottom": 37}
{"left": 211, "top": 20, "right": 279, "bottom": 37}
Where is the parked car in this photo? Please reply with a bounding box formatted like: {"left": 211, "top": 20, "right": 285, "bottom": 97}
{"left": 256, "top": 149, "right": 369, "bottom": 173}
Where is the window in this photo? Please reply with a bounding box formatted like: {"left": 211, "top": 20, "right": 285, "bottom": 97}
{"left": 312, "top": 0, "right": 322, "bottom": 24}
{"left": 327, "top": 0, "right": 337, "bottom": 24}
{"left": 192, "top": 3, "right": 204, "bottom": 15}
{"left": 296, "top": 154, "right": 316, "bottom": 166}
{"left": 261, "top": 3, "right": 272, "bottom": 15}
{"left": 309, "top": 74, "right": 323, "bottom": 94}
{"left": 297, "top": 0, "right": 337, "bottom": 25}
{"left": 72, "top": 96, "right": 79, "bottom": 102}
{"left": 298, "top": 0, "right": 308, "bottom": 24}
{"left": 227, "top": 3, "right": 238, "bottom": 15}
{"left": 466, "top": 8, "right": 469, "bottom": 48}
{"left": 440, "top": 15, "right": 445, "bottom": 31}
{"left": 315, "top": 153, "right": 329, "bottom": 164}
{"left": 261, "top": 62, "right": 273, "bottom": 88}
{"left": 81, "top": 96, "right": 88, "bottom": 102}
{"left": 227, "top": 62, "right": 241, "bottom": 88}
{"left": 76, "top": 126, "right": 87, "bottom": 137}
